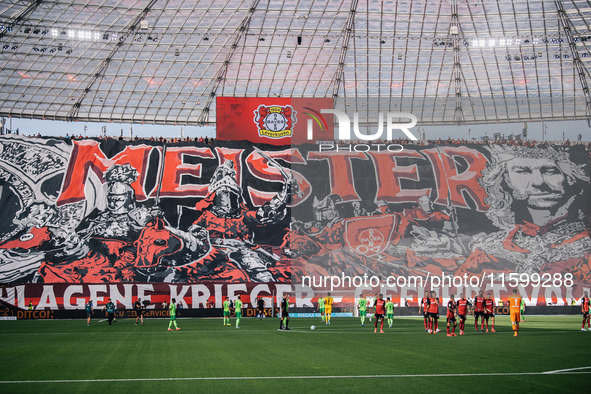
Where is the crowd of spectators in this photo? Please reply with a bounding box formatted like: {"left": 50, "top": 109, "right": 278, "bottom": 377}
{"left": 2, "top": 129, "right": 589, "bottom": 152}
{"left": 330, "top": 137, "right": 591, "bottom": 155}
{"left": 16, "top": 132, "right": 217, "bottom": 144}
{"left": 333, "top": 136, "right": 588, "bottom": 147}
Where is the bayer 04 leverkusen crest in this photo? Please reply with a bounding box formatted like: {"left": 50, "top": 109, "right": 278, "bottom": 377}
{"left": 344, "top": 215, "right": 397, "bottom": 257}
{"left": 253, "top": 105, "right": 297, "bottom": 139}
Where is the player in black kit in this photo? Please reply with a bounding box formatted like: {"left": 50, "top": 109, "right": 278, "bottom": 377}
{"left": 134, "top": 298, "right": 145, "bottom": 325}
{"left": 257, "top": 296, "right": 265, "bottom": 320}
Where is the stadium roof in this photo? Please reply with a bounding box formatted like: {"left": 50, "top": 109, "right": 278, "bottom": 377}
{"left": 0, "top": 0, "right": 590, "bottom": 127}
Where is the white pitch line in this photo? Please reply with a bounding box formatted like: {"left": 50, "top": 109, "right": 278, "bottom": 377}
{"left": 1, "top": 370, "right": 591, "bottom": 384}
{"left": 0, "top": 328, "right": 582, "bottom": 336}
{"left": 542, "top": 366, "right": 591, "bottom": 374}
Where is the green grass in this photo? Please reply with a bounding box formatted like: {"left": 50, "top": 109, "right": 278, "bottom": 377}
{"left": 1, "top": 315, "right": 590, "bottom": 393}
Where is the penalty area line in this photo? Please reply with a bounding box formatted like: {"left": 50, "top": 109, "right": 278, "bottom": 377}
{"left": 2, "top": 370, "right": 591, "bottom": 384}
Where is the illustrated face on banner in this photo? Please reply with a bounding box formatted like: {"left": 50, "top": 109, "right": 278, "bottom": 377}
{"left": 417, "top": 195, "right": 432, "bottom": 213}
{"left": 315, "top": 203, "right": 337, "bottom": 222}
{"left": 505, "top": 158, "right": 566, "bottom": 210}
{"left": 106, "top": 182, "right": 134, "bottom": 214}
{"left": 313, "top": 195, "right": 340, "bottom": 224}
{"left": 212, "top": 188, "right": 240, "bottom": 216}
{"left": 209, "top": 161, "right": 244, "bottom": 217}
{"left": 481, "top": 145, "right": 589, "bottom": 229}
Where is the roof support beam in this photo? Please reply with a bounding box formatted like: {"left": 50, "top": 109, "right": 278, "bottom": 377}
{"left": 0, "top": 0, "right": 43, "bottom": 39}
{"left": 330, "top": 0, "right": 359, "bottom": 105}
{"left": 451, "top": 0, "right": 464, "bottom": 125}
{"left": 555, "top": 0, "right": 591, "bottom": 126}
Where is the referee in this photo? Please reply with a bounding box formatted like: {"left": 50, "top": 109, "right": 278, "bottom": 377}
{"left": 257, "top": 296, "right": 265, "bottom": 320}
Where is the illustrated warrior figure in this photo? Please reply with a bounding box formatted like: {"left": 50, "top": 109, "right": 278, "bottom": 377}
{"left": 76, "top": 163, "right": 209, "bottom": 281}
{"left": 0, "top": 163, "right": 209, "bottom": 283}
{"left": 179, "top": 157, "right": 291, "bottom": 282}
{"left": 80, "top": 164, "right": 157, "bottom": 240}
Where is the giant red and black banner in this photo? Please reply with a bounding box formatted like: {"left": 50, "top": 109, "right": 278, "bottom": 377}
{"left": 289, "top": 142, "right": 591, "bottom": 305}
{"left": 0, "top": 135, "right": 590, "bottom": 308}
{"left": 0, "top": 136, "right": 291, "bottom": 286}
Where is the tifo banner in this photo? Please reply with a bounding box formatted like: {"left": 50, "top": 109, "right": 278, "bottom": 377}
{"left": 0, "top": 136, "right": 291, "bottom": 286}
{"left": 216, "top": 97, "right": 334, "bottom": 145}
{"left": 289, "top": 143, "right": 591, "bottom": 304}
{"left": 0, "top": 135, "right": 590, "bottom": 309}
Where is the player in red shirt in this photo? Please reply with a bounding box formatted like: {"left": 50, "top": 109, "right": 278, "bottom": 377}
{"left": 456, "top": 292, "right": 470, "bottom": 335}
{"left": 473, "top": 290, "right": 485, "bottom": 332}
{"left": 581, "top": 291, "right": 590, "bottom": 331}
{"left": 484, "top": 292, "right": 496, "bottom": 333}
{"left": 427, "top": 291, "right": 440, "bottom": 334}
{"left": 373, "top": 294, "right": 386, "bottom": 334}
{"left": 419, "top": 291, "right": 430, "bottom": 332}
{"left": 446, "top": 294, "right": 458, "bottom": 337}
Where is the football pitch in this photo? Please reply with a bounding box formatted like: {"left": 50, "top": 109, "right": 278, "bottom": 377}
{"left": 1, "top": 315, "right": 589, "bottom": 393}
